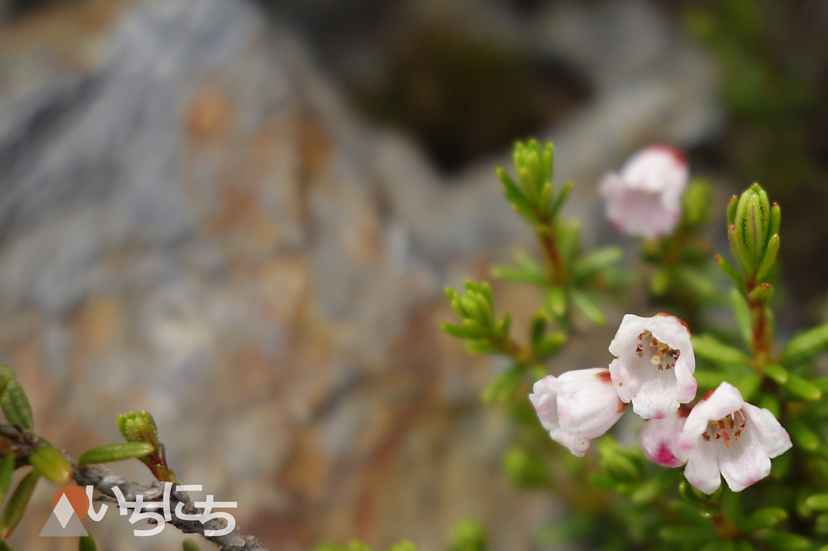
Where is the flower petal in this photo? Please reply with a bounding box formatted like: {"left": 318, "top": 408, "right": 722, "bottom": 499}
{"left": 557, "top": 368, "right": 625, "bottom": 437}
{"left": 683, "top": 445, "right": 721, "bottom": 495}
{"left": 717, "top": 426, "right": 771, "bottom": 492}
{"left": 530, "top": 368, "right": 625, "bottom": 457}
{"left": 627, "top": 368, "right": 681, "bottom": 419}
{"left": 529, "top": 375, "right": 560, "bottom": 433}
{"left": 742, "top": 403, "right": 792, "bottom": 459}
{"left": 641, "top": 410, "right": 687, "bottom": 467}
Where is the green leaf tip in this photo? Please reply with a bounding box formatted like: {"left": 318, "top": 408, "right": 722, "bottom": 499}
{"left": 0, "top": 366, "right": 33, "bottom": 431}
{"left": 29, "top": 444, "right": 72, "bottom": 485}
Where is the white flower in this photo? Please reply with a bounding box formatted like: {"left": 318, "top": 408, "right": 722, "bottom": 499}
{"left": 529, "top": 368, "right": 626, "bottom": 457}
{"left": 600, "top": 146, "right": 689, "bottom": 238}
{"left": 672, "top": 382, "right": 792, "bottom": 494}
{"left": 608, "top": 313, "right": 697, "bottom": 420}
{"left": 640, "top": 407, "right": 688, "bottom": 468}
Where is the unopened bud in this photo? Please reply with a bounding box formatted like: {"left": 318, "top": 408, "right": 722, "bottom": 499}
{"left": 117, "top": 410, "right": 177, "bottom": 482}
{"left": 730, "top": 184, "right": 779, "bottom": 278}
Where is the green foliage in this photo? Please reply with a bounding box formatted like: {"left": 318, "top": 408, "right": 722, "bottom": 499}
{"left": 692, "top": 334, "right": 751, "bottom": 367}
{"left": 501, "top": 446, "right": 551, "bottom": 488}
{"left": 0, "top": 456, "right": 11, "bottom": 497}
{"left": 491, "top": 139, "right": 620, "bottom": 327}
{"left": 447, "top": 520, "right": 488, "bottom": 551}
{"left": 118, "top": 410, "right": 177, "bottom": 483}
{"left": 0, "top": 366, "right": 33, "bottom": 431}
{"left": 726, "top": 184, "right": 779, "bottom": 278}
{"left": 442, "top": 137, "right": 828, "bottom": 551}
{"left": 28, "top": 443, "right": 72, "bottom": 485}
{"left": 639, "top": 179, "right": 716, "bottom": 324}
{"left": 79, "top": 442, "right": 156, "bottom": 466}
{"left": 79, "top": 534, "right": 98, "bottom": 551}
{"left": 0, "top": 470, "right": 39, "bottom": 539}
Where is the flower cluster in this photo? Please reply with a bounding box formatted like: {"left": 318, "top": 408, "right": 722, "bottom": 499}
{"left": 530, "top": 313, "right": 792, "bottom": 494}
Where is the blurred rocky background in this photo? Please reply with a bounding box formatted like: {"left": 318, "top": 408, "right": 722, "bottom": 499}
{"left": 0, "top": 0, "right": 824, "bottom": 549}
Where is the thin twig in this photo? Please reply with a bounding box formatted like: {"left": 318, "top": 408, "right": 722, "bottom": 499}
{"left": 0, "top": 423, "right": 271, "bottom": 551}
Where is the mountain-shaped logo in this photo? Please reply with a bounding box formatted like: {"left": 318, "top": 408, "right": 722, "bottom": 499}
{"left": 39, "top": 486, "right": 89, "bottom": 537}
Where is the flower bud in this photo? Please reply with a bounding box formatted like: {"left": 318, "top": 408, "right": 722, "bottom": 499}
{"left": 117, "top": 410, "right": 178, "bottom": 482}
{"left": 730, "top": 184, "right": 780, "bottom": 278}
{"left": 513, "top": 140, "right": 554, "bottom": 209}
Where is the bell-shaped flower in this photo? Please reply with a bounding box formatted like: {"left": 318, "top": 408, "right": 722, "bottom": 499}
{"left": 672, "top": 382, "right": 792, "bottom": 494}
{"left": 609, "top": 313, "right": 697, "bottom": 420}
{"left": 600, "top": 146, "right": 689, "bottom": 238}
{"left": 640, "top": 406, "right": 688, "bottom": 468}
{"left": 529, "top": 368, "right": 626, "bottom": 457}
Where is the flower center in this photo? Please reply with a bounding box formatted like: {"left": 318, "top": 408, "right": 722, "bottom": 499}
{"left": 702, "top": 410, "right": 746, "bottom": 447}
{"left": 635, "top": 331, "right": 679, "bottom": 371}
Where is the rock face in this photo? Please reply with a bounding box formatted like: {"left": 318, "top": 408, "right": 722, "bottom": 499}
{"left": 0, "top": 0, "right": 719, "bottom": 549}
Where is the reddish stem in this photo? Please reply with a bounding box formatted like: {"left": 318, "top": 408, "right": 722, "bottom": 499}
{"left": 745, "top": 277, "right": 771, "bottom": 366}
{"left": 537, "top": 217, "right": 569, "bottom": 286}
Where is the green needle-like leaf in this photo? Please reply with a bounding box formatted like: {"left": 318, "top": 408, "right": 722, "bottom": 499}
{"left": 741, "top": 507, "right": 787, "bottom": 531}
{"left": 758, "top": 531, "right": 811, "bottom": 551}
{"left": 695, "top": 371, "right": 730, "bottom": 390}
{"left": 756, "top": 234, "right": 779, "bottom": 282}
{"left": 806, "top": 494, "right": 828, "bottom": 511}
{"left": 0, "top": 470, "right": 39, "bottom": 539}
{"left": 440, "top": 323, "right": 476, "bottom": 340}
{"left": 726, "top": 195, "right": 738, "bottom": 226}
{"left": 763, "top": 364, "right": 788, "bottom": 384}
{"left": 536, "top": 333, "right": 567, "bottom": 357}
{"left": 0, "top": 367, "right": 33, "bottom": 430}
{"left": 784, "top": 376, "right": 822, "bottom": 401}
{"left": 79, "top": 442, "right": 156, "bottom": 466}
{"left": 0, "top": 456, "right": 14, "bottom": 507}
{"left": 787, "top": 419, "right": 819, "bottom": 451}
{"left": 781, "top": 324, "right": 828, "bottom": 364}
{"left": 550, "top": 181, "right": 574, "bottom": 219}
{"left": 571, "top": 247, "right": 622, "bottom": 281}
{"left": 716, "top": 254, "right": 746, "bottom": 292}
{"left": 728, "top": 224, "right": 752, "bottom": 274}
{"left": 692, "top": 334, "right": 751, "bottom": 366}
{"left": 545, "top": 286, "right": 567, "bottom": 319}
{"left": 490, "top": 265, "right": 547, "bottom": 286}
{"left": 569, "top": 289, "right": 605, "bottom": 326}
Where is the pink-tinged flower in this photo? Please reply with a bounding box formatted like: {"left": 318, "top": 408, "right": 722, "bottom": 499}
{"left": 640, "top": 406, "right": 689, "bottom": 468}
{"left": 600, "top": 146, "right": 689, "bottom": 238}
{"left": 608, "top": 313, "right": 697, "bottom": 420}
{"left": 672, "top": 382, "right": 792, "bottom": 494}
{"left": 529, "top": 368, "right": 627, "bottom": 457}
